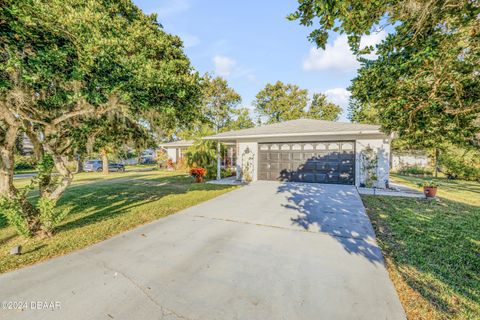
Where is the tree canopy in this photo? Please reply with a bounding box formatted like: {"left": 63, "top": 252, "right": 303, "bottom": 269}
{"left": 224, "top": 107, "right": 255, "bottom": 131}
{"left": 289, "top": 0, "right": 480, "bottom": 148}
{"left": 201, "top": 74, "right": 242, "bottom": 132}
{"left": 0, "top": 0, "right": 201, "bottom": 236}
{"left": 253, "top": 81, "right": 342, "bottom": 123}
{"left": 308, "top": 93, "right": 342, "bottom": 121}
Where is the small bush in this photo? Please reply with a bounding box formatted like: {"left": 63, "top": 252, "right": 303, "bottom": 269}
{"left": 176, "top": 157, "right": 188, "bottom": 171}
{"left": 440, "top": 151, "right": 480, "bottom": 181}
{"left": 14, "top": 155, "right": 36, "bottom": 171}
{"left": 205, "top": 164, "right": 217, "bottom": 179}
{"left": 221, "top": 167, "right": 235, "bottom": 178}
{"left": 189, "top": 167, "right": 207, "bottom": 178}
{"left": 37, "top": 197, "right": 68, "bottom": 234}
{"left": 0, "top": 195, "right": 31, "bottom": 237}
{"left": 397, "top": 166, "right": 433, "bottom": 176}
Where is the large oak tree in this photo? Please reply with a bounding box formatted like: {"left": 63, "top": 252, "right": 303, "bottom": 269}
{"left": 289, "top": 0, "right": 479, "bottom": 148}
{"left": 0, "top": 0, "right": 201, "bottom": 236}
{"left": 253, "top": 81, "right": 342, "bottom": 123}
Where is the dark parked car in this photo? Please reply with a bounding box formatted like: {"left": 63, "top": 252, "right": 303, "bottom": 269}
{"left": 83, "top": 160, "right": 125, "bottom": 172}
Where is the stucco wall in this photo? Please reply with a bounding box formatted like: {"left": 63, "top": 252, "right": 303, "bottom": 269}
{"left": 237, "top": 141, "right": 258, "bottom": 182}
{"left": 355, "top": 138, "right": 391, "bottom": 188}
{"left": 392, "top": 153, "right": 428, "bottom": 170}
{"left": 166, "top": 148, "right": 177, "bottom": 163}
{"left": 236, "top": 134, "right": 390, "bottom": 187}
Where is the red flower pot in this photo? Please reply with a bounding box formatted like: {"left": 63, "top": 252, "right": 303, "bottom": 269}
{"left": 195, "top": 176, "right": 204, "bottom": 183}
{"left": 423, "top": 186, "right": 437, "bottom": 198}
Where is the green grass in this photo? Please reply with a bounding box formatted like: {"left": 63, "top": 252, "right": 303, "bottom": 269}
{"left": 125, "top": 163, "right": 158, "bottom": 170}
{"left": 391, "top": 174, "right": 480, "bottom": 206}
{"left": 0, "top": 170, "right": 237, "bottom": 273}
{"left": 14, "top": 169, "right": 37, "bottom": 174}
{"left": 362, "top": 175, "right": 480, "bottom": 319}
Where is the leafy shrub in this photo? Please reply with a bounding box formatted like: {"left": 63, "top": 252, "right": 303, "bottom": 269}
{"left": 439, "top": 147, "right": 480, "bottom": 181}
{"left": 0, "top": 193, "right": 31, "bottom": 237}
{"left": 166, "top": 158, "right": 174, "bottom": 169}
{"left": 185, "top": 140, "right": 217, "bottom": 167}
{"left": 156, "top": 150, "right": 168, "bottom": 168}
{"left": 205, "top": 164, "right": 217, "bottom": 179}
{"left": 14, "top": 155, "right": 36, "bottom": 171}
{"left": 221, "top": 167, "right": 235, "bottom": 178}
{"left": 189, "top": 167, "right": 207, "bottom": 178}
{"left": 37, "top": 197, "right": 68, "bottom": 234}
{"left": 397, "top": 166, "right": 433, "bottom": 176}
{"left": 176, "top": 156, "right": 188, "bottom": 171}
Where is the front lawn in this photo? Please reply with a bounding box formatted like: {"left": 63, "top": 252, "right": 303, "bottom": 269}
{"left": 362, "top": 175, "right": 480, "bottom": 319}
{"left": 0, "top": 170, "right": 237, "bottom": 273}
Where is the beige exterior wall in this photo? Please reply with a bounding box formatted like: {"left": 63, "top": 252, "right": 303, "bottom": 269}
{"left": 236, "top": 133, "right": 391, "bottom": 187}
{"left": 236, "top": 140, "right": 258, "bottom": 182}
{"left": 355, "top": 138, "right": 391, "bottom": 188}
{"left": 166, "top": 148, "right": 177, "bottom": 163}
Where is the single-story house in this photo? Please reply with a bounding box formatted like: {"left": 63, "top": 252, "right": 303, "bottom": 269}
{"left": 204, "top": 119, "right": 392, "bottom": 188}
{"left": 159, "top": 140, "right": 194, "bottom": 163}
{"left": 159, "top": 139, "right": 237, "bottom": 167}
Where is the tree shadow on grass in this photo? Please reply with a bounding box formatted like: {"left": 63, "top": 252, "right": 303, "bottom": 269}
{"left": 0, "top": 213, "right": 7, "bottom": 229}
{"left": 56, "top": 175, "right": 232, "bottom": 233}
{"left": 364, "top": 195, "right": 480, "bottom": 317}
{"left": 276, "top": 182, "right": 385, "bottom": 264}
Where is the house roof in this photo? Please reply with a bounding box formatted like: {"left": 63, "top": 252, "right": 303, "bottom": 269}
{"left": 204, "top": 119, "right": 384, "bottom": 140}
{"left": 158, "top": 140, "right": 194, "bottom": 148}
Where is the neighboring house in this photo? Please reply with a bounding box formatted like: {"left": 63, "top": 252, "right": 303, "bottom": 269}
{"left": 140, "top": 149, "right": 156, "bottom": 163}
{"left": 204, "top": 119, "right": 392, "bottom": 188}
{"left": 159, "top": 139, "right": 237, "bottom": 168}
{"left": 159, "top": 140, "right": 194, "bottom": 163}
{"left": 21, "top": 133, "right": 34, "bottom": 155}
{"left": 391, "top": 151, "right": 429, "bottom": 170}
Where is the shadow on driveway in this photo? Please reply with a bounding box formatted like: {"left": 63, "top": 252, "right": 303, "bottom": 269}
{"left": 277, "top": 182, "right": 384, "bottom": 264}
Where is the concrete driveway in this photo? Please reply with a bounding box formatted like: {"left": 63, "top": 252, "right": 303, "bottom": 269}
{"left": 0, "top": 181, "right": 405, "bottom": 320}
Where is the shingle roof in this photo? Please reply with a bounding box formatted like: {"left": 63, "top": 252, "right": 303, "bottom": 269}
{"left": 159, "top": 140, "right": 194, "bottom": 147}
{"left": 204, "top": 119, "right": 383, "bottom": 140}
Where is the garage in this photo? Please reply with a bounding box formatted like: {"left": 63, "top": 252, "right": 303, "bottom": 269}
{"left": 258, "top": 141, "right": 355, "bottom": 184}
{"left": 204, "top": 119, "right": 391, "bottom": 188}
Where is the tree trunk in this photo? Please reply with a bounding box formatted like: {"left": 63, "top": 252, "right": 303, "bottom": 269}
{"left": 0, "top": 123, "right": 42, "bottom": 235}
{"left": 434, "top": 148, "right": 439, "bottom": 178}
{"left": 0, "top": 124, "right": 19, "bottom": 197}
{"left": 0, "top": 145, "right": 16, "bottom": 197}
{"left": 45, "top": 153, "right": 74, "bottom": 201}
{"left": 75, "top": 155, "right": 84, "bottom": 173}
{"left": 101, "top": 149, "right": 109, "bottom": 174}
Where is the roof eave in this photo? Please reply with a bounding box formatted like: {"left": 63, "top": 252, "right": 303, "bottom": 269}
{"left": 203, "top": 130, "right": 385, "bottom": 140}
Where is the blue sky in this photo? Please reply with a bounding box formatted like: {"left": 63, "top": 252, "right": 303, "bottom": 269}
{"left": 133, "top": 0, "right": 387, "bottom": 121}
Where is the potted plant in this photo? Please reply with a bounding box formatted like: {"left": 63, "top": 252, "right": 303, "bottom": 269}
{"left": 419, "top": 180, "right": 438, "bottom": 198}
{"left": 190, "top": 167, "right": 207, "bottom": 183}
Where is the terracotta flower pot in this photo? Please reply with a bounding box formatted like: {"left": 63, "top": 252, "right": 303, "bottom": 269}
{"left": 423, "top": 186, "right": 437, "bottom": 198}
{"left": 195, "top": 176, "right": 204, "bottom": 183}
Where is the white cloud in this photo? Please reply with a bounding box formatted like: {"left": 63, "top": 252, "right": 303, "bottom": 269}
{"left": 212, "top": 55, "right": 257, "bottom": 82}
{"left": 324, "top": 88, "right": 351, "bottom": 106}
{"left": 324, "top": 88, "right": 352, "bottom": 121}
{"left": 360, "top": 31, "right": 388, "bottom": 60}
{"left": 303, "top": 31, "right": 387, "bottom": 72}
{"left": 154, "top": 0, "right": 191, "bottom": 18}
{"left": 179, "top": 33, "right": 200, "bottom": 48}
{"left": 213, "top": 55, "right": 236, "bottom": 77}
